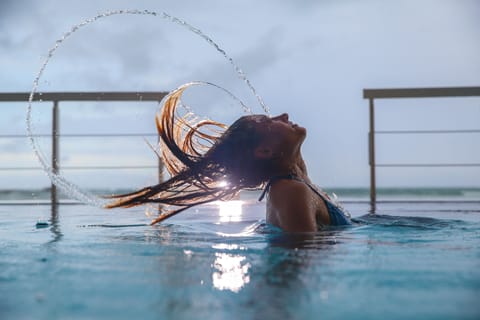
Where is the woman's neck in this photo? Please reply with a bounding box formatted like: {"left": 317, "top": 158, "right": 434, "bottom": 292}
{"left": 272, "top": 152, "right": 310, "bottom": 183}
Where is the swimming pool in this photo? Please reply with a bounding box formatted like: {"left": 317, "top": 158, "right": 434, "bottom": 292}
{"left": 1, "top": 199, "right": 479, "bottom": 319}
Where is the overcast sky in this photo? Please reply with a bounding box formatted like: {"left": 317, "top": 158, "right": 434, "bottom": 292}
{"left": 1, "top": 0, "right": 479, "bottom": 191}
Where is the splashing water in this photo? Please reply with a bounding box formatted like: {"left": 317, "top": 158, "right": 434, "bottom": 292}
{"left": 174, "top": 81, "right": 253, "bottom": 115}
{"left": 27, "top": 9, "right": 269, "bottom": 206}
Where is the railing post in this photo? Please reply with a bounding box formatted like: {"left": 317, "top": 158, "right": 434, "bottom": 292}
{"left": 51, "top": 100, "right": 59, "bottom": 204}
{"left": 368, "top": 98, "right": 376, "bottom": 205}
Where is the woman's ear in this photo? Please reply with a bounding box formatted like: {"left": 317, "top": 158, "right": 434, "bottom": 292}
{"left": 254, "top": 145, "right": 273, "bottom": 159}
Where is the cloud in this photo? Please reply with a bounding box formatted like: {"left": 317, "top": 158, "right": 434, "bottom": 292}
{"left": 0, "top": 0, "right": 18, "bottom": 22}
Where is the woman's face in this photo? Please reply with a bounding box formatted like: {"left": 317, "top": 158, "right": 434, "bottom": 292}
{"left": 249, "top": 113, "right": 306, "bottom": 158}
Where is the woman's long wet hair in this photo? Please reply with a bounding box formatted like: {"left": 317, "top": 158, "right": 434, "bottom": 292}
{"left": 106, "top": 85, "right": 273, "bottom": 224}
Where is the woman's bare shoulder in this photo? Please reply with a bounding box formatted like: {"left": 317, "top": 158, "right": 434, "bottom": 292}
{"left": 268, "top": 179, "right": 316, "bottom": 232}
{"left": 269, "top": 178, "right": 310, "bottom": 199}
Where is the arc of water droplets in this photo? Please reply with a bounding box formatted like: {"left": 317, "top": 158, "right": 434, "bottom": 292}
{"left": 27, "top": 9, "right": 269, "bottom": 206}
{"left": 173, "top": 80, "right": 253, "bottom": 114}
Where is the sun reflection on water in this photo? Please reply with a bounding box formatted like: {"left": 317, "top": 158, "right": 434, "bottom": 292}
{"left": 217, "top": 200, "right": 243, "bottom": 222}
{"left": 211, "top": 200, "right": 252, "bottom": 292}
{"left": 212, "top": 252, "right": 250, "bottom": 293}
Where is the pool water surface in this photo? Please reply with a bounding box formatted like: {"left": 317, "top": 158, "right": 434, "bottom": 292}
{"left": 1, "top": 200, "right": 479, "bottom": 319}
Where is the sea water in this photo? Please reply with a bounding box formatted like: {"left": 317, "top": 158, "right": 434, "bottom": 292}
{"left": 0, "top": 200, "right": 479, "bottom": 319}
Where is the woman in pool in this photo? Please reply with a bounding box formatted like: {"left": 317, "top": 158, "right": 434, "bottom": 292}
{"left": 106, "top": 86, "right": 350, "bottom": 232}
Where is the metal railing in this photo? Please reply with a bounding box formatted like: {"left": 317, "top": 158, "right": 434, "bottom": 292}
{"left": 363, "top": 86, "right": 480, "bottom": 203}
{"left": 3, "top": 89, "right": 479, "bottom": 205}
{"left": 0, "top": 91, "right": 168, "bottom": 203}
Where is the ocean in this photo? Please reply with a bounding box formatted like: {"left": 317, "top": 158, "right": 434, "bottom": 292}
{"left": 1, "top": 187, "right": 480, "bottom": 203}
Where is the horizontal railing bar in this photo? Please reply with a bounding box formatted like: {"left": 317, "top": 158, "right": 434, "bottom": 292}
{"left": 0, "top": 167, "right": 45, "bottom": 171}
{"left": 6, "top": 164, "right": 477, "bottom": 171}
{"left": 375, "top": 129, "right": 480, "bottom": 134}
{"left": 60, "top": 166, "right": 159, "bottom": 170}
{"left": 4, "top": 130, "right": 475, "bottom": 138}
{"left": 3, "top": 199, "right": 480, "bottom": 206}
{"left": 376, "top": 164, "right": 480, "bottom": 167}
{"left": 0, "top": 165, "right": 158, "bottom": 171}
{"left": 0, "top": 133, "right": 159, "bottom": 138}
{"left": 363, "top": 86, "right": 480, "bottom": 99}
{"left": 0, "top": 91, "right": 168, "bottom": 102}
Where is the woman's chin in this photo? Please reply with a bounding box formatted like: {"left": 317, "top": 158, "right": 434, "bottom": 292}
{"left": 296, "top": 125, "right": 307, "bottom": 136}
